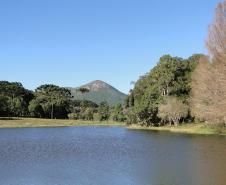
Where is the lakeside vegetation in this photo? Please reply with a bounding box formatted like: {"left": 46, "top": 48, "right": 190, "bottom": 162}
{"left": 125, "top": 54, "right": 201, "bottom": 126}
{"left": 128, "top": 124, "right": 226, "bottom": 136}
{"left": 0, "top": 1, "right": 226, "bottom": 136}
{"left": 125, "top": 1, "right": 226, "bottom": 132}
{"left": 0, "top": 118, "right": 225, "bottom": 136}
{"left": 0, "top": 82, "right": 126, "bottom": 122}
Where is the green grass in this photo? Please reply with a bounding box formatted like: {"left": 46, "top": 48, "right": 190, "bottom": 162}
{"left": 0, "top": 117, "right": 125, "bottom": 128}
{"left": 127, "top": 123, "right": 226, "bottom": 135}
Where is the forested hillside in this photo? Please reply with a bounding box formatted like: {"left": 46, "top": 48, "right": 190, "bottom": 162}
{"left": 68, "top": 80, "right": 126, "bottom": 106}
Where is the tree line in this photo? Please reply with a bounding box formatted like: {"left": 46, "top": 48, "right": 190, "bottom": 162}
{"left": 0, "top": 82, "right": 125, "bottom": 122}
{"left": 1, "top": 1, "right": 225, "bottom": 127}
{"left": 126, "top": 0, "right": 226, "bottom": 127}
{"left": 0, "top": 52, "right": 203, "bottom": 126}
{"left": 125, "top": 54, "right": 203, "bottom": 126}
{"left": 191, "top": 0, "right": 226, "bottom": 127}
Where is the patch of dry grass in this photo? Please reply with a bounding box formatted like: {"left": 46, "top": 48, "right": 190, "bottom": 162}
{"left": 127, "top": 123, "right": 226, "bottom": 135}
{"left": 0, "top": 117, "right": 124, "bottom": 128}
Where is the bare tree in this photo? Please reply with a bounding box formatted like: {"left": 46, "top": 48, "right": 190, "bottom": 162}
{"left": 206, "top": 0, "right": 226, "bottom": 64}
{"left": 158, "top": 97, "right": 188, "bottom": 127}
{"left": 191, "top": 0, "right": 226, "bottom": 125}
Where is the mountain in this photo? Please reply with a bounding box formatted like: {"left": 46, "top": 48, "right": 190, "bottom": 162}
{"left": 67, "top": 80, "right": 127, "bottom": 106}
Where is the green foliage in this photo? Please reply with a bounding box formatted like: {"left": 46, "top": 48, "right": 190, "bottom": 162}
{"left": 126, "top": 54, "right": 203, "bottom": 126}
{"left": 83, "top": 108, "right": 94, "bottom": 120}
{"left": 68, "top": 113, "right": 80, "bottom": 120}
{"left": 7, "top": 97, "right": 25, "bottom": 116}
{"left": 124, "top": 107, "right": 137, "bottom": 125}
{"left": 0, "top": 81, "right": 34, "bottom": 117}
{"left": 97, "top": 101, "right": 110, "bottom": 121}
{"left": 0, "top": 95, "right": 9, "bottom": 116}
{"left": 68, "top": 99, "right": 98, "bottom": 120}
{"left": 0, "top": 81, "right": 123, "bottom": 122}
{"left": 34, "top": 84, "right": 72, "bottom": 119}
{"left": 0, "top": 54, "right": 203, "bottom": 123}
{"left": 28, "top": 99, "right": 44, "bottom": 118}
{"left": 111, "top": 103, "right": 125, "bottom": 122}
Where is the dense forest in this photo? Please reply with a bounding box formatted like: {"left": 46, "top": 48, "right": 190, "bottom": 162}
{"left": 125, "top": 54, "right": 203, "bottom": 126}
{"left": 0, "top": 53, "right": 205, "bottom": 126}
{"left": 126, "top": 0, "right": 226, "bottom": 127}
{"left": 0, "top": 82, "right": 125, "bottom": 121}
{"left": 1, "top": 1, "right": 226, "bottom": 128}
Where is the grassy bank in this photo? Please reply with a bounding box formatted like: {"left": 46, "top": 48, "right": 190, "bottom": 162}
{"left": 0, "top": 117, "right": 124, "bottom": 128}
{"left": 1, "top": 118, "right": 225, "bottom": 136}
{"left": 128, "top": 123, "right": 226, "bottom": 136}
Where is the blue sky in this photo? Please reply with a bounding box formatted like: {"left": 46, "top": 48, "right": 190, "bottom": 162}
{"left": 0, "top": 0, "right": 220, "bottom": 93}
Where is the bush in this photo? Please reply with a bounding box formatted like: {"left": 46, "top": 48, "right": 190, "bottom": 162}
{"left": 158, "top": 97, "right": 189, "bottom": 126}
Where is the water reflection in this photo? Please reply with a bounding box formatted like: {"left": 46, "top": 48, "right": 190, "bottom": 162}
{"left": 0, "top": 127, "right": 225, "bottom": 185}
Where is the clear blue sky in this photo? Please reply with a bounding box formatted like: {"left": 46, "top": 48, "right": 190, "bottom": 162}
{"left": 0, "top": 0, "right": 220, "bottom": 94}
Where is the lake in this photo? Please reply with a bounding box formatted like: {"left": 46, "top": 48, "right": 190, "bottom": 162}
{"left": 0, "top": 126, "right": 225, "bottom": 185}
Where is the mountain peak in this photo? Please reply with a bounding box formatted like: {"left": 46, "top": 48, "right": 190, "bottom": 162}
{"left": 91, "top": 80, "right": 105, "bottom": 83}
{"left": 82, "top": 80, "right": 114, "bottom": 92}
{"left": 67, "top": 80, "right": 126, "bottom": 106}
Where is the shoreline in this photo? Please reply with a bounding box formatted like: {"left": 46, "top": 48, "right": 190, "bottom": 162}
{"left": 127, "top": 124, "right": 226, "bottom": 136}
{"left": 0, "top": 118, "right": 124, "bottom": 128}
{"left": 0, "top": 118, "right": 226, "bottom": 136}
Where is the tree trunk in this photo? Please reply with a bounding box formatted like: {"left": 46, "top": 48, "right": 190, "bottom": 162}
{"left": 51, "top": 103, "right": 54, "bottom": 119}
{"left": 224, "top": 116, "right": 226, "bottom": 127}
{"left": 173, "top": 118, "right": 179, "bottom": 127}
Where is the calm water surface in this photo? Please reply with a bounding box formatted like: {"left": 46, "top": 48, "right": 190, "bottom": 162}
{"left": 0, "top": 126, "right": 225, "bottom": 185}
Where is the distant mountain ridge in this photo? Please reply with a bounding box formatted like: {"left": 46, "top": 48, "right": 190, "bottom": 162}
{"left": 67, "top": 80, "right": 126, "bottom": 106}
